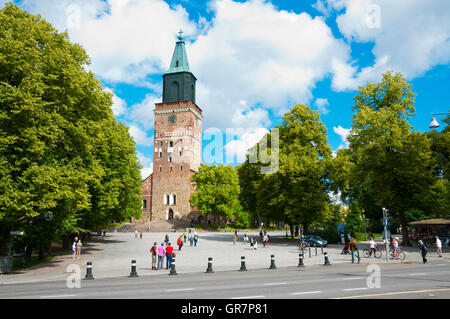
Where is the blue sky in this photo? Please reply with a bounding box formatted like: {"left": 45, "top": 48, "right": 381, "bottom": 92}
{"left": 5, "top": 0, "right": 450, "bottom": 177}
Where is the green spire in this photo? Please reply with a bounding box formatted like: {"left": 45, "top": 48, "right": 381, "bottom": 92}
{"left": 166, "top": 29, "right": 191, "bottom": 74}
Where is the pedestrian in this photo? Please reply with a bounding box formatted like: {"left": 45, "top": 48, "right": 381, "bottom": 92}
{"left": 103, "top": 231, "right": 106, "bottom": 237}
{"left": 253, "top": 237, "right": 258, "bottom": 250}
{"left": 418, "top": 240, "right": 428, "bottom": 264}
{"left": 263, "top": 233, "right": 269, "bottom": 248}
{"left": 369, "top": 237, "right": 377, "bottom": 257}
{"left": 157, "top": 242, "right": 165, "bottom": 270}
{"left": 392, "top": 237, "right": 399, "bottom": 259}
{"left": 72, "top": 241, "right": 76, "bottom": 259}
{"left": 243, "top": 233, "right": 248, "bottom": 244}
{"left": 194, "top": 233, "right": 198, "bottom": 247}
{"left": 76, "top": 240, "right": 83, "bottom": 258}
{"left": 140, "top": 232, "right": 143, "bottom": 239}
{"left": 183, "top": 231, "right": 187, "bottom": 243}
{"left": 349, "top": 237, "right": 360, "bottom": 264}
{"left": 436, "top": 236, "right": 443, "bottom": 257}
{"left": 259, "top": 230, "right": 263, "bottom": 242}
{"left": 233, "top": 231, "right": 237, "bottom": 245}
{"left": 135, "top": 230, "right": 138, "bottom": 238}
{"left": 74, "top": 236, "right": 79, "bottom": 243}
{"left": 150, "top": 242, "right": 158, "bottom": 270}
{"left": 177, "top": 235, "right": 183, "bottom": 251}
{"left": 164, "top": 234, "right": 169, "bottom": 245}
{"left": 189, "top": 233, "right": 194, "bottom": 246}
{"left": 165, "top": 242, "right": 174, "bottom": 269}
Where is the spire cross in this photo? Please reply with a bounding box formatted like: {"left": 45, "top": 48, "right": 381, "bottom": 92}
{"left": 178, "top": 29, "right": 183, "bottom": 41}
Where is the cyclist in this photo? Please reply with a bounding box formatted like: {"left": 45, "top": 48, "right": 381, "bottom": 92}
{"left": 349, "top": 237, "right": 360, "bottom": 264}
{"left": 392, "top": 237, "right": 399, "bottom": 258}
{"left": 369, "top": 236, "right": 377, "bottom": 257}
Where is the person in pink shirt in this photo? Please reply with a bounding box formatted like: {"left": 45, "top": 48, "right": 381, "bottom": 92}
{"left": 157, "top": 242, "right": 165, "bottom": 270}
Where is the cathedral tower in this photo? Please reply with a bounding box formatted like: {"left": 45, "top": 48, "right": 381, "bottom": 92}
{"left": 151, "top": 31, "right": 202, "bottom": 221}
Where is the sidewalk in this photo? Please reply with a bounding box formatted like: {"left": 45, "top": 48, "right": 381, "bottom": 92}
{"left": 1, "top": 231, "right": 448, "bottom": 284}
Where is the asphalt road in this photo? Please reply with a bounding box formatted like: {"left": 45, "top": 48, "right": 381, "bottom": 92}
{"left": 1, "top": 261, "right": 449, "bottom": 299}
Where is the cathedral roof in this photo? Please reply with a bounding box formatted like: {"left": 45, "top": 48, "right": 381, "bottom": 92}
{"left": 166, "top": 30, "right": 191, "bottom": 74}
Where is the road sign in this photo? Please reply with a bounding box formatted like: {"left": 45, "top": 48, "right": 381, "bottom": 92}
{"left": 10, "top": 231, "right": 24, "bottom": 236}
{"left": 382, "top": 219, "right": 391, "bottom": 227}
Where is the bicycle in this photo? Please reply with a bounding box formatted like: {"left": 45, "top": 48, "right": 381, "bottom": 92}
{"left": 298, "top": 241, "right": 311, "bottom": 255}
{"left": 389, "top": 247, "right": 406, "bottom": 260}
{"left": 363, "top": 247, "right": 382, "bottom": 258}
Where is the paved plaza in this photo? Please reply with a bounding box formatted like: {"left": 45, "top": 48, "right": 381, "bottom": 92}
{"left": 0, "top": 230, "right": 446, "bottom": 284}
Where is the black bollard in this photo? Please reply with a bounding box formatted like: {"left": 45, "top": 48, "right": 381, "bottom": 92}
{"left": 85, "top": 261, "right": 94, "bottom": 280}
{"left": 129, "top": 260, "right": 139, "bottom": 277}
{"left": 269, "top": 255, "right": 277, "bottom": 270}
{"left": 315, "top": 245, "right": 318, "bottom": 256}
{"left": 206, "top": 257, "right": 214, "bottom": 273}
{"left": 169, "top": 257, "right": 177, "bottom": 275}
{"left": 298, "top": 253, "right": 305, "bottom": 268}
{"left": 324, "top": 252, "right": 331, "bottom": 266}
{"left": 239, "top": 256, "right": 247, "bottom": 271}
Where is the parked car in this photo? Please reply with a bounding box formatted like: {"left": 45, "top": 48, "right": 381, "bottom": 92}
{"left": 304, "top": 235, "right": 328, "bottom": 247}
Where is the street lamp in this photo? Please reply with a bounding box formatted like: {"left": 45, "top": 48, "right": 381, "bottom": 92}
{"left": 429, "top": 112, "right": 450, "bottom": 129}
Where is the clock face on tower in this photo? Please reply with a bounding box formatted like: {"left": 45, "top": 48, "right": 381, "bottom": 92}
{"left": 168, "top": 114, "right": 177, "bottom": 125}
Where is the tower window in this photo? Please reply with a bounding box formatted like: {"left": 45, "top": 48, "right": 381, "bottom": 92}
{"left": 180, "top": 166, "right": 183, "bottom": 171}
{"left": 159, "top": 166, "right": 162, "bottom": 172}
{"left": 159, "top": 152, "right": 162, "bottom": 158}
{"left": 179, "top": 151, "right": 182, "bottom": 157}
{"left": 169, "top": 157, "right": 172, "bottom": 163}
{"left": 173, "top": 194, "right": 177, "bottom": 205}
{"left": 176, "top": 61, "right": 179, "bottom": 67}
{"left": 143, "top": 200, "right": 147, "bottom": 209}
{"left": 170, "top": 166, "right": 173, "bottom": 172}
{"left": 160, "top": 141, "right": 163, "bottom": 147}
{"left": 169, "top": 141, "right": 174, "bottom": 148}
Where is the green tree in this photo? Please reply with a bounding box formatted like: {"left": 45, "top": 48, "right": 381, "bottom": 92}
{"left": 347, "top": 71, "right": 437, "bottom": 245}
{"left": 0, "top": 4, "right": 141, "bottom": 257}
{"left": 190, "top": 165, "right": 242, "bottom": 224}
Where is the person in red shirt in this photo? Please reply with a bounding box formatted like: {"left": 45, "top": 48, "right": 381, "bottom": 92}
{"left": 165, "top": 242, "right": 174, "bottom": 269}
{"left": 177, "top": 235, "right": 183, "bottom": 251}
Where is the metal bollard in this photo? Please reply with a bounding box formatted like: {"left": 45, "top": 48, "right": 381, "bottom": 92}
{"left": 309, "top": 246, "right": 311, "bottom": 258}
{"left": 206, "top": 257, "right": 214, "bottom": 273}
{"left": 269, "top": 255, "right": 277, "bottom": 270}
{"left": 321, "top": 246, "right": 323, "bottom": 254}
{"left": 169, "top": 257, "right": 177, "bottom": 275}
{"left": 85, "top": 261, "right": 94, "bottom": 280}
{"left": 298, "top": 253, "right": 305, "bottom": 268}
{"left": 315, "top": 245, "right": 318, "bottom": 256}
{"left": 324, "top": 252, "right": 331, "bottom": 266}
{"left": 239, "top": 256, "right": 247, "bottom": 271}
{"left": 129, "top": 260, "right": 139, "bottom": 277}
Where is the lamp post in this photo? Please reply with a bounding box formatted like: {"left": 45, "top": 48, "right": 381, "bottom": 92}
{"left": 362, "top": 212, "right": 367, "bottom": 240}
{"left": 429, "top": 112, "right": 450, "bottom": 129}
{"left": 382, "top": 208, "right": 390, "bottom": 262}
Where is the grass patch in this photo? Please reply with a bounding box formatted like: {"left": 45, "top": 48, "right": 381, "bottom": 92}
{"left": 12, "top": 254, "right": 58, "bottom": 271}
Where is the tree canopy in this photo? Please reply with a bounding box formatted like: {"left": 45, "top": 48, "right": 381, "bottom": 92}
{"left": 0, "top": 3, "right": 142, "bottom": 257}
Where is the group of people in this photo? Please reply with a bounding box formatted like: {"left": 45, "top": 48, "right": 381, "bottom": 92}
{"left": 148, "top": 231, "right": 200, "bottom": 270}
{"left": 72, "top": 236, "right": 83, "bottom": 259}
{"left": 234, "top": 230, "right": 269, "bottom": 249}
{"left": 149, "top": 241, "right": 174, "bottom": 270}
{"left": 177, "top": 230, "right": 199, "bottom": 250}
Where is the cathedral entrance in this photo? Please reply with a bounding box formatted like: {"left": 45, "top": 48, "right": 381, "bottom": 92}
{"left": 168, "top": 208, "right": 174, "bottom": 220}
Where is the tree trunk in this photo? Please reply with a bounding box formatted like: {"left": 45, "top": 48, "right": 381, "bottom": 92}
{"left": 0, "top": 224, "right": 8, "bottom": 256}
{"left": 62, "top": 234, "right": 72, "bottom": 250}
{"left": 38, "top": 243, "right": 51, "bottom": 260}
{"left": 399, "top": 211, "right": 411, "bottom": 246}
{"left": 289, "top": 224, "right": 294, "bottom": 238}
{"left": 294, "top": 226, "right": 299, "bottom": 237}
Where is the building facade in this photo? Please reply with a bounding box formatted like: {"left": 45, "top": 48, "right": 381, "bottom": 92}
{"left": 140, "top": 32, "right": 202, "bottom": 222}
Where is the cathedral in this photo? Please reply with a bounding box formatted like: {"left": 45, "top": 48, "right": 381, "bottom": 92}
{"left": 140, "top": 31, "right": 202, "bottom": 223}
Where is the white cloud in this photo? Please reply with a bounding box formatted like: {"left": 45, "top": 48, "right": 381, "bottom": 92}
{"left": 190, "top": 0, "right": 351, "bottom": 129}
{"left": 104, "top": 88, "right": 127, "bottom": 117}
{"left": 314, "top": 97, "right": 330, "bottom": 115}
{"left": 333, "top": 125, "right": 351, "bottom": 148}
{"left": 329, "top": 0, "right": 450, "bottom": 90}
{"left": 137, "top": 152, "right": 153, "bottom": 179}
{"left": 129, "top": 125, "right": 153, "bottom": 146}
{"left": 224, "top": 127, "right": 269, "bottom": 163}
{"left": 126, "top": 94, "right": 160, "bottom": 128}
